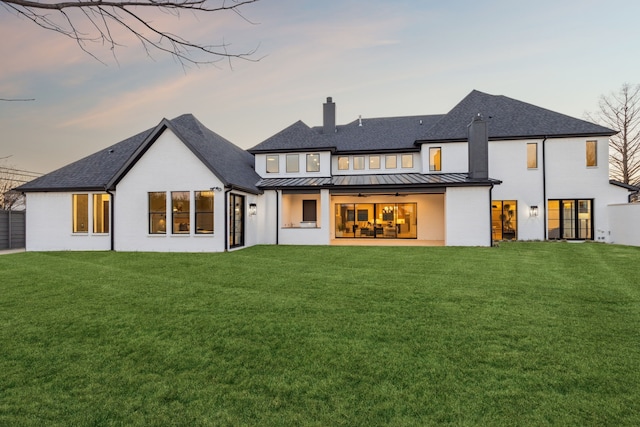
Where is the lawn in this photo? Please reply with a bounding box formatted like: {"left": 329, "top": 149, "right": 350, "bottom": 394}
{"left": 0, "top": 242, "right": 639, "bottom": 426}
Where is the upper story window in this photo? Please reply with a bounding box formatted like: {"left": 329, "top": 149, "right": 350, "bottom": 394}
{"left": 586, "top": 140, "right": 597, "bottom": 167}
{"left": 72, "top": 194, "right": 88, "bottom": 233}
{"left": 401, "top": 154, "right": 413, "bottom": 168}
{"left": 385, "top": 155, "right": 397, "bottom": 169}
{"left": 93, "top": 194, "right": 110, "bottom": 234}
{"left": 149, "top": 192, "right": 166, "bottom": 234}
{"left": 172, "top": 191, "right": 190, "bottom": 234}
{"left": 286, "top": 154, "right": 299, "bottom": 173}
{"left": 369, "top": 155, "right": 380, "bottom": 169}
{"left": 429, "top": 147, "right": 441, "bottom": 171}
{"left": 527, "top": 143, "right": 538, "bottom": 169}
{"left": 307, "top": 153, "right": 320, "bottom": 172}
{"left": 338, "top": 156, "right": 349, "bottom": 170}
{"left": 266, "top": 155, "right": 279, "bottom": 173}
{"left": 354, "top": 156, "right": 365, "bottom": 170}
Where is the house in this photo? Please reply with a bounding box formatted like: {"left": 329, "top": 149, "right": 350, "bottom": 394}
{"left": 17, "top": 90, "right": 634, "bottom": 251}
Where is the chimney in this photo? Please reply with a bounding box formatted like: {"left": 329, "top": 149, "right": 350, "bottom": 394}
{"left": 323, "top": 97, "right": 336, "bottom": 134}
{"left": 467, "top": 113, "right": 488, "bottom": 180}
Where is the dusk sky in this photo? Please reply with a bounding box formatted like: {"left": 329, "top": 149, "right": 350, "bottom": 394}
{"left": 2, "top": 0, "right": 640, "bottom": 175}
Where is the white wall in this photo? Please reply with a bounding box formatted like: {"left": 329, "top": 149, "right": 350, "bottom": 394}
{"left": 609, "top": 203, "right": 640, "bottom": 246}
{"left": 115, "top": 129, "right": 230, "bottom": 252}
{"left": 420, "top": 142, "right": 467, "bottom": 174}
{"left": 445, "top": 186, "right": 492, "bottom": 246}
{"left": 278, "top": 189, "right": 330, "bottom": 245}
{"left": 25, "top": 192, "right": 111, "bottom": 251}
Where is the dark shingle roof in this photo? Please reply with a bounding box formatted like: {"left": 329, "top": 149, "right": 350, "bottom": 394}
{"left": 17, "top": 114, "right": 261, "bottom": 194}
{"left": 249, "top": 115, "right": 444, "bottom": 154}
{"left": 419, "top": 90, "right": 616, "bottom": 142}
{"left": 251, "top": 90, "right": 616, "bottom": 153}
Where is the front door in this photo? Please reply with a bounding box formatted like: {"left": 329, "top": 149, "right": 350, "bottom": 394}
{"left": 229, "top": 194, "right": 245, "bottom": 248}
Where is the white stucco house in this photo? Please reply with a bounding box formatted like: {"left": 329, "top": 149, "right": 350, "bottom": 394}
{"left": 17, "top": 90, "right": 636, "bottom": 251}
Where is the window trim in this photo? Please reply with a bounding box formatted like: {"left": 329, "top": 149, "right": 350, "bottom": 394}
{"left": 72, "top": 193, "right": 89, "bottom": 234}
{"left": 306, "top": 153, "right": 320, "bottom": 172}
{"left": 401, "top": 154, "right": 413, "bottom": 169}
{"left": 148, "top": 191, "right": 167, "bottom": 234}
{"left": 171, "top": 191, "right": 190, "bottom": 234}
{"left": 429, "top": 147, "right": 441, "bottom": 172}
{"left": 586, "top": 140, "right": 597, "bottom": 167}
{"left": 266, "top": 154, "right": 279, "bottom": 173}
{"left": 527, "top": 143, "right": 538, "bottom": 169}
{"left": 369, "top": 155, "right": 381, "bottom": 169}
{"left": 195, "top": 190, "right": 214, "bottom": 234}
{"left": 92, "top": 194, "right": 110, "bottom": 234}
{"left": 286, "top": 154, "right": 299, "bottom": 173}
{"left": 385, "top": 154, "right": 397, "bottom": 169}
{"left": 338, "top": 156, "right": 349, "bottom": 170}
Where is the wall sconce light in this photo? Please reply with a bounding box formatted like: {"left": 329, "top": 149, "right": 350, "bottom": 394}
{"left": 529, "top": 205, "right": 539, "bottom": 217}
{"left": 210, "top": 186, "right": 222, "bottom": 192}
{"left": 249, "top": 203, "right": 257, "bottom": 216}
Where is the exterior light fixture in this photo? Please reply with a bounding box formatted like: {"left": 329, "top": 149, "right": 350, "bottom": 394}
{"left": 210, "top": 186, "right": 222, "bottom": 192}
{"left": 529, "top": 205, "right": 539, "bottom": 217}
{"left": 249, "top": 203, "right": 257, "bottom": 216}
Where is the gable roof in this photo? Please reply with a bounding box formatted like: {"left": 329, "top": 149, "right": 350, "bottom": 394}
{"left": 17, "top": 114, "right": 261, "bottom": 194}
{"left": 250, "top": 90, "right": 616, "bottom": 153}
{"left": 418, "top": 90, "right": 616, "bottom": 143}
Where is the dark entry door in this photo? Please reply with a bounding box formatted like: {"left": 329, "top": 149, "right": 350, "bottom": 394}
{"left": 229, "top": 194, "right": 245, "bottom": 248}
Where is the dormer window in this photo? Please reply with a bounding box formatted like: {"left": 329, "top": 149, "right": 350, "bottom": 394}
{"left": 385, "top": 155, "right": 397, "bottom": 169}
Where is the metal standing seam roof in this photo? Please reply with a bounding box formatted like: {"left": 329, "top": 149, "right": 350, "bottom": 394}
{"left": 256, "top": 173, "right": 500, "bottom": 189}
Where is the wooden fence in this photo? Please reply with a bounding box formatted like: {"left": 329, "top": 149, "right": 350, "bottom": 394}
{"left": 0, "top": 210, "right": 25, "bottom": 250}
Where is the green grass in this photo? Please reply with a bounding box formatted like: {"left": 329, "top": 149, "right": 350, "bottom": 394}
{"left": 0, "top": 243, "right": 639, "bottom": 426}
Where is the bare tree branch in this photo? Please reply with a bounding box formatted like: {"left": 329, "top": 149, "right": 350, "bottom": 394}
{"left": 0, "top": 163, "right": 41, "bottom": 210}
{"left": 587, "top": 83, "right": 640, "bottom": 185}
{"left": 1, "top": 0, "right": 261, "bottom": 66}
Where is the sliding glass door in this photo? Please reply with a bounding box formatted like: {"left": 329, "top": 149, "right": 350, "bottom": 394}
{"left": 548, "top": 199, "right": 592, "bottom": 240}
{"left": 335, "top": 202, "right": 417, "bottom": 239}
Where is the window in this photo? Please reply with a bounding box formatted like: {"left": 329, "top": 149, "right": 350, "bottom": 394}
{"left": 429, "top": 147, "right": 441, "bottom": 171}
{"left": 369, "top": 155, "right": 380, "bottom": 169}
{"left": 195, "top": 191, "right": 214, "bottom": 234}
{"left": 149, "top": 192, "right": 166, "bottom": 234}
{"left": 548, "top": 199, "right": 593, "bottom": 240}
{"left": 491, "top": 201, "right": 517, "bottom": 241}
{"left": 93, "top": 194, "right": 109, "bottom": 234}
{"left": 172, "top": 191, "right": 190, "bottom": 234}
{"left": 338, "top": 156, "right": 349, "bottom": 170}
{"left": 266, "top": 155, "right": 279, "bottom": 173}
{"left": 72, "top": 194, "right": 88, "bottom": 233}
{"left": 401, "top": 154, "right": 413, "bottom": 168}
{"left": 335, "top": 202, "right": 417, "bottom": 239}
{"left": 303, "top": 200, "right": 317, "bottom": 222}
{"left": 286, "top": 154, "right": 299, "bottom": 173}
{"left": 586, "top": 140, "right": 597, "bottom": 167}
{"left": 307, "top": 153, "right": 320, "bottom": 172}
{"left": 385, "top": 155, "right": 397, "bottom": 169}
{"left": 354, "top": 156, "right": 365, "bottom": 170}
{"left": 527, "top": 143, "right": 538, "bottom": 169}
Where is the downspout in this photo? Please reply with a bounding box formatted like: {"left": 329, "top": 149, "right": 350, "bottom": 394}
{"left": 105, "top": 189, "right": 115, "bottom": 251}
{"left": 275, "top": 190, "right": 280, "bottom": 245}
{"left": 541, "top": 137, "right": 548, "bottom": 240}
{"left": 8, "top": 209, "right": 12, "bottom": 250}
{"left": 489, "top": 184, "right": 494, "bottom": 246}
{"left": 224, "top": 187, "right": 232, "bottom": 252}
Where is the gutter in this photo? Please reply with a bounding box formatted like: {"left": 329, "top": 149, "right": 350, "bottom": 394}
{"left": 105, "top": 189, "right": 115, "bottom": 251}
{"left": 224, "top": 186, "right": 232, "bottom": 252}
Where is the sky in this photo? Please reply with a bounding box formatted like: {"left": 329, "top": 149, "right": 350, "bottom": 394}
{"left": 2, "top": 0, "right": 640, "bottom": 175}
